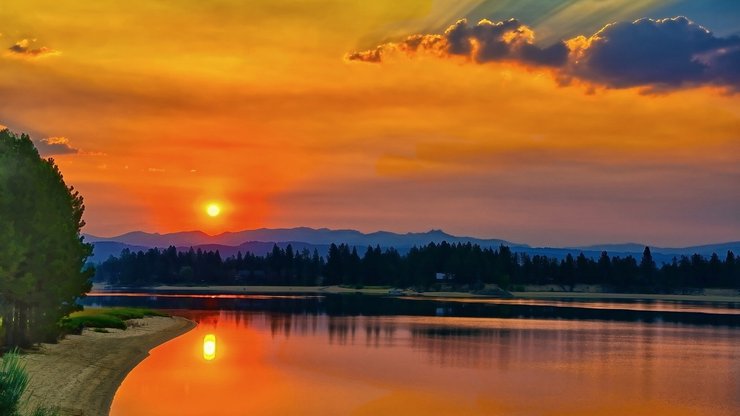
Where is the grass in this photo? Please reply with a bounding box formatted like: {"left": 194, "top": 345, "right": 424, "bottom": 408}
{"left": 0, "top": 350, "right": 59, "bottom": 416}
{"left": 0, "top": 350, "right": 28, "bottom": 416}
{"left": 59, "top": 307, "right": 168, "bottom": 334}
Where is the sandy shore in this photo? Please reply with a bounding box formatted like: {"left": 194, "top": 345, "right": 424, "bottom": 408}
{"left": 20, "top": 316, "right": 195, "bottom": 416}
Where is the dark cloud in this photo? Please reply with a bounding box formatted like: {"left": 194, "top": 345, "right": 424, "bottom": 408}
{"left": 34, "top": 137, "right": 79, "bottom": 156}
{"left": 348, "top": 16, "right": 740, "bottom": 91}
{"left": 708, "top": 45, "right": 740, "bottom": 86}
{"left": 346, "top": 18, "right": 568, "bottom": 67}
{"left": 570, "top": 16, "right": 740, "bottom": 89}
{"left": 7, "top": 39, "right": 59, "bottom": 58}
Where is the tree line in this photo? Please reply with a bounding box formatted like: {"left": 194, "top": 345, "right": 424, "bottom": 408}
{"left": 95, "top": 242, "right": 740, "bottom": 291}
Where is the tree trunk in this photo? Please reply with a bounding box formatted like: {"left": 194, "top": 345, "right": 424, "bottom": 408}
{"left": 2, "top": 301, "right": 31, "bottom": 349}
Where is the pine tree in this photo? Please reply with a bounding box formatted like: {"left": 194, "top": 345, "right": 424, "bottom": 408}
{"left": 639, "top": 247, "right": 656, "bottom": 288}
{"left": 0, "top": 130, "right": 93, "bottom": 347}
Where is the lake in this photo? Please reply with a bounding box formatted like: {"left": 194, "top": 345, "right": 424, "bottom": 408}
{"left": 84, "top": 293, "right": 740, "bottom": 415}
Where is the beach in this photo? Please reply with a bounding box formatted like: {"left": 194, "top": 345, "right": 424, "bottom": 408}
{"left": 20, "top": 316, "right": 195, "bottom": 416}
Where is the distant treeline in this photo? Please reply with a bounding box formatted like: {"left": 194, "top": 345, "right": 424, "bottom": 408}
{"left": 94, "top": 242, "right": 740, "bottom": 291}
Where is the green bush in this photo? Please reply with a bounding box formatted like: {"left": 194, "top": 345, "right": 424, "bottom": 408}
{"left": 59, "top": 315, "right": 126, "bottom": 333}
{"left": 99, "top": 308, "right": 167, "bottom": 320}
{"left": 58, "top": 308, "right": 168, "bottom": 334}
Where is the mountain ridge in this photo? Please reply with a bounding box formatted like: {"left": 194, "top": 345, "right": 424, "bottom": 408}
{"left": 84, "top": 227, "right": 523, "bottom": 250}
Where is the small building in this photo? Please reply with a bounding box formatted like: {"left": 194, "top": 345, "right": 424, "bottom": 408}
{"left": 435, "top": 272, "right": 454, "bottom": 281}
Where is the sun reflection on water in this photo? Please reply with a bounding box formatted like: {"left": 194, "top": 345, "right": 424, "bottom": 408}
{"left": 203, "top": 334, "right": 216, "bottom": 361}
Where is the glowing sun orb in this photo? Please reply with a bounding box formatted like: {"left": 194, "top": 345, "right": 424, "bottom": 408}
{"left": 203, "top": 334, "right": 216, "bottom": 361}
{"left": 206, "top": 203, "right": 221, "bottom": 217}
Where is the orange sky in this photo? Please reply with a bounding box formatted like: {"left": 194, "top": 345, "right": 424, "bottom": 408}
{"left": 1, "top": 0, "right": 738, "bottom": 246}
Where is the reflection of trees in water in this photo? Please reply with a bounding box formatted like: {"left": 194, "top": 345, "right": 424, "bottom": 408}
{"left": 406, "top": 322, "right": 739, "bottom": 377}
{"left": 246, "top": 314, "right": 400, "bottom": 346}
{"left": 254, "top": 313, "right": 680, "bottom": 372}
{"left": 156, "top": 305, "right": 740, "bottom": 372}
{"left": 262, "top": 313, "right": 323, "bottom": 339}
{"left": 252, "top": 313, "right": 676, "bottom": 372}
{"left": 147, "top": 305, "right": 739, "bottom": 381}
{"left": 328, "top": 316, "right": 357, "bottom": 345}
{"left": 364, "top": 320, "right": 396, "bottom": 348}
{"left": 83, "top": 294, "right": 740, "bottom": 328}
{"left": 270, "top": 314, "right": 293, "bottom": 338}
{"left": 409, "top": 326, "right": 516, "bottom": 369}
{"left": 325, "top": 317, "right": 398, "bottom": 347}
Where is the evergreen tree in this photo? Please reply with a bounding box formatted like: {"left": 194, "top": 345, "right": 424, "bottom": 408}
{"left": 639, "top": 247, "right": 656, "bottom": 287}
{"left": 0, "top": 130, "right": 93, "bottom": 347}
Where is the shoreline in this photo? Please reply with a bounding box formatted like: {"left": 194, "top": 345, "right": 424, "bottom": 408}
{"left": 20, "top": 316, "right": 195, "bottom": 416}
{"left": 91, "top": 284, "right": 740, "bottom": 303}
{"left": 509, "top": 291, "right": 740, "bottom": 302}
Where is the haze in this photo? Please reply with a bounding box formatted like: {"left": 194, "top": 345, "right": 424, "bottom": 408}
{"left": 1, "top": 0, "right": 738, "bottom": 246}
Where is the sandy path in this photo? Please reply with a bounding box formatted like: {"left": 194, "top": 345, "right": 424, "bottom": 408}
{"left": 19, "top": 316, "right": 195, "bottom": 416}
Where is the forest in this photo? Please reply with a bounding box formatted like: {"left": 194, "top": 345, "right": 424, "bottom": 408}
{"left": 94, "top": 242, "right": 740, "bottom": 291}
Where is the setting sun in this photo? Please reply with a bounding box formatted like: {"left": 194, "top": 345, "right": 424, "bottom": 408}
{"left": 206, "top": 203, "right": 221, "bottom": 217}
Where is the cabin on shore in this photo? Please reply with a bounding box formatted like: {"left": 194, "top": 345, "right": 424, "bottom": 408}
{"left": 435, "top": 272, "right": 454, "bottom": 281}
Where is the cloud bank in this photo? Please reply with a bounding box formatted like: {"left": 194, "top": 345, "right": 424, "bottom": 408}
{"left": 347, "top": 16, "right": 740, "bottom": 91}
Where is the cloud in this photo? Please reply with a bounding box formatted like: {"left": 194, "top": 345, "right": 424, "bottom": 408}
{"left": 7, "top": 39, "right": 60, "bottom": 58}
{"left": 34, "top": 136, "right": 79, "bottom": 156}
{"left": 346, "top": 18, "right": 568, "bottom": 67}
{"left": 348, "top": 16, "right": 740, "bottom": 91}
{"left": 569, "top": 16, "right": 740, "bottom": 89}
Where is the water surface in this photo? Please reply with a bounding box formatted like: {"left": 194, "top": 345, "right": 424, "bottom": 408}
{"left": 86, "top": 294, "right": 739, "bottom": 416}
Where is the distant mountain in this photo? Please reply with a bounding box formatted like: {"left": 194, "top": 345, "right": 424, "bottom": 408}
{"left": 83, "top": 228, "right": 739, "bottom": 264}
{"left": 88, "top": 241, "right": 151, "bottom": 262}
{"left": 84, "top": 227, "right": 523, "bottom": 251}
{"left": 573, "top": 243, "right": 647, "bottom": 253}
{"left": 573, "top": 242, "right": 740, "bottom": 257}
{"left": 87, "top": 230, "right": 213, "bottom": 247}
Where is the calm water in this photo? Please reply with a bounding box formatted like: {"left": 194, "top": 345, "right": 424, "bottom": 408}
{"left": 84, "top": 294, "right": 740, "bottom": 416}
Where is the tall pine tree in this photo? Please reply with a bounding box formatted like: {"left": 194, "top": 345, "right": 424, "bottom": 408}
{"left": 0, "top": 129, "right": 93, "bottom": 348}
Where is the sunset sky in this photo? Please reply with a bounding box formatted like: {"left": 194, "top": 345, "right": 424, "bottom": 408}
{"left": 1, "top": 0, "right": 738, "bottom": 246}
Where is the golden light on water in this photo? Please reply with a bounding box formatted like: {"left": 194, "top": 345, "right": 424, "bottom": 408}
{"left": 203, "top": 334, "right": 216, "bottom": 361}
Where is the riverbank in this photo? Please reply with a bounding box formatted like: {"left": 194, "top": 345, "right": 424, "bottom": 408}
{"left": 511, "top": 291, "right": 740, "bottom": 302}
{"left": 91, "top": 284, "right": 740, "bottom": 303}
{"left": 93, "top": 284, "right": 490, "bottom": 298}
{"left": 20, "top": 316, "right": 195, "bottom": 416}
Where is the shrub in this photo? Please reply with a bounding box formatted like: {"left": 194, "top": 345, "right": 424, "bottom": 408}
{"left": 0, "top": 350, "right": 28, "bottom": 416}
{"left": 58, "top": 308, "right": 168, "bottom": 334}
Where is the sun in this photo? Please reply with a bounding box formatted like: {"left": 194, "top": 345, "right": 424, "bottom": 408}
{"left": 206, "top": 203, "right": 221, "bottom": 217}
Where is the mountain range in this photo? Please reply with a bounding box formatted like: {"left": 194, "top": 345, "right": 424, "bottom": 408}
{"left": 83, "top": 228, "right": 740, "bottom": 265}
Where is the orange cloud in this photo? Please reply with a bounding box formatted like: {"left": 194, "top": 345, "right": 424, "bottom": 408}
{"left": 34, "top": 136, "right": 79, "bottom": 156}
{"left": 6, "top": 38, "right": 60, "bottom": 58}
{"left": 347, "top": 18, "right": 567, "bottom": 67}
